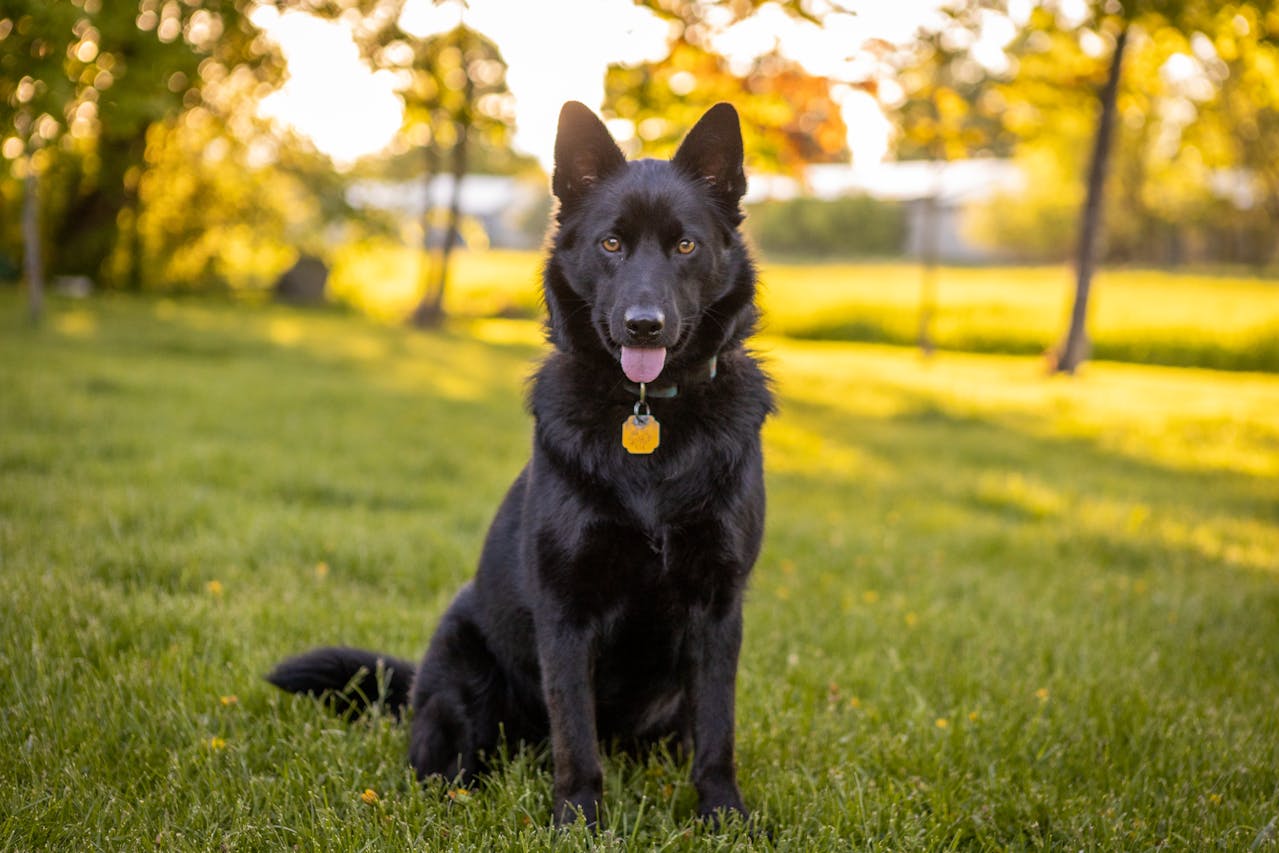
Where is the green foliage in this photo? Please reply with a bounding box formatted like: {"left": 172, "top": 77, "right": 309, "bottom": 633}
{"left": 132, "top": 109, "right": 354, "bottom": 294}
{"left": 966, "top": 146, "right": 1082, "bottom": 263}
{"left": 997, "top": 0, "right": 1279, "bottom": 268}
{"left": 0, "top": 1, "right": 81, "bottom": 156}
{"left": 1181, "top": 3, "right": 1279, "bottom": 265}
{"left": 628, "top": 0, "right": 828, "bottom": 44}
{"left": 0, "top": 0, "right": 280, "bottom": 286}
{"left": 364, "top": 20, "right": 517, "bottom": 164}
{"left": 745, "top": 196, "right": 906, "bottom": 259}
{"left": 884, "top": 2, "right": 1018, "bottom": 163}
{"left": 604, "top": 41, "right": 848, "bottom": 175}
{"left": 3, "top": 291, "right": 1277, "bottom": 850}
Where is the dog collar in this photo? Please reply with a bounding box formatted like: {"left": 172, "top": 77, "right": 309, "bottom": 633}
{"left": 621, "top": 355, "right": 718, "bottom": 399}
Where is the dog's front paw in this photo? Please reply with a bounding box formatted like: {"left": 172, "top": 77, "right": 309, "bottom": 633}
{"left": 699, "top": 801, "right": 772, "bottom": 841}
{"left": 554, "top": 790, "right": 600, "bottom": 827}
{"left": 696, "top": 778, "right": 746, "bottom": 822}
{"left": 697, "top": 783, "right": 758, "bottom": 834}
{"left": 698, "top": 801, "right": 748, "bottom": 826}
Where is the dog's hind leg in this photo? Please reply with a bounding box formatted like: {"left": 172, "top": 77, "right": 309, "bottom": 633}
{"left": 408, "top": 583, "right": 506, "bottom": 783}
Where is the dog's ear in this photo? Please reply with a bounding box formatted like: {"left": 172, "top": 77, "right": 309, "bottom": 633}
{"left": 673, "top": 102, "right": 746, "bottom": 205}
{"left": 552, "top": 101, "right": 626, "bottom": 205}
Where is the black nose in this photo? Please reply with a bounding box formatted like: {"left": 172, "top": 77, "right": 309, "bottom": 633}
{"left": 624, "top": 307, "right": 665, "bottom": 342}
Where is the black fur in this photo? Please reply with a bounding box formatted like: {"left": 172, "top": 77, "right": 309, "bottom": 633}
{"left": 266, "top": 646, "right": 414, "bottom": 717}
{"left": 267, "top": 101, "right": 774, "bottom": 827}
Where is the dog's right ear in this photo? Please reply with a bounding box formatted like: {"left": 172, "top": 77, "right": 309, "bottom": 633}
{"left": 552, "top": 101, "right": 626, "bottom": 205}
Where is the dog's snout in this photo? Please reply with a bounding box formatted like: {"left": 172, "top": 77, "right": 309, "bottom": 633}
{"left": 623, "top": 307, "right": 665, "bottom": 342}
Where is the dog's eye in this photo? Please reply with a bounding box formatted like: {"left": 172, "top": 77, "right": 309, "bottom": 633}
{"left": 601, "top": 237, "right": 622, "bottom": 253}
{"left": 676, "top": 239, "right": 696, "bottom": 255}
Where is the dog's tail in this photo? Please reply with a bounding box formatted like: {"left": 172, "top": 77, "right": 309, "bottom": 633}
{"left": 265, "top": 646, "right": 415, "bottom": 718}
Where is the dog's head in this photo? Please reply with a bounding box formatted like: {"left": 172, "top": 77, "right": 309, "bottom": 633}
{"left": 543, "top": 102, "right": 757, "bottom": 384}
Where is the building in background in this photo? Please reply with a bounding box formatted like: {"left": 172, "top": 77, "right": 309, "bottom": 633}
{"left": 348, "top": 175, "right": 550, "bottom": 250}
{"left": 351, "top": 160, "right": 1023, "bottom": 262}
{"left": 748, "top": 159, "right": 1023, "bottom": 263}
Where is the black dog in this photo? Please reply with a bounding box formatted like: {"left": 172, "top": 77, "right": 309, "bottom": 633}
{"left": 268, "top": 101, "right": 773, "bottom": 827}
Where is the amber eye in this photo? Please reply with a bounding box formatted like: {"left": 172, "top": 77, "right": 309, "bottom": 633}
{"left": 601, "top": 237, "right": 621, "bottom": 253}
{"left": 677, "top": 239, "right": 696, "bottom": 255}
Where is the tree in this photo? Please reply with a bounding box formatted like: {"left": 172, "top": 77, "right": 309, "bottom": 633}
{"left": 876, "top": 2, "right": 1016, "bottom": 354}
{"left": 603, "top": 0, "right": 852, "bottom": 173}
{"left": 1188, "top": 3, "right": 1279, "bottom": 266}
{"left": 1056, "top": 20, "right": 1128, "bottom": 374}
{"left": 21, "top": 168, "right": 43, "bottom": 321}
{"left": 1022, "top": 0, "right": 1250, "bottom": 374}
{"left": 397, "top": 25, "right": 515, "bottom": 328}
{"left": 0, "top": 1, "right": 80, "bottom": 320}
{"left": 604, "top": 41, "right": 849, "bottom": 174}
{"left": 134, "top": 91, "right": 355, "bottom": 293}
{"left": 627, "top": 0, "right": 837, "bottom": 45}
{"left": 1, "top": 0, "right": 279, "bottom": 292}
{"left": 302, "top": 0, "right": 520, "bottom": 326}
{"left": 983, "top": 6, "right": 1208, "bottom": 265}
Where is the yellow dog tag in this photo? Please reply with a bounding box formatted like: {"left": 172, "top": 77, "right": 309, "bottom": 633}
{"left": 622, "top": 414, "right": 660, "bottom": 454}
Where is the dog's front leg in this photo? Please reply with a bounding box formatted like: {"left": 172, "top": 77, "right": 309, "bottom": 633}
{"left": 689, "top": 604, "right": 748, "bottom": 821}
{"left": 537, "top": 618, "right": 602, "bottom": 826}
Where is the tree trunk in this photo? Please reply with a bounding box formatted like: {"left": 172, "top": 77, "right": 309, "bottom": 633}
{"left": 54, "top": 131, "right": 146, "bottom": 288}
{"left": 1053, "top": 26, "right": 1128, "bottom": 375}
{"left": 917, "top": 161, "right": 945, "bottom": 358}
{"left": 411, "top": 122, "right": 467, "bottom": 328}
{"left": 435, "top": 119, "right": 468, "bottom": 309}
{"left": 23, "top": 168, "right": 44, "bottom": 324}
{"left": 417, "top": 142, "right": 438, "bottom": 310}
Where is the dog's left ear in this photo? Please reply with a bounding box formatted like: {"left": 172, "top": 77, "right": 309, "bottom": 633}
{"left": 673, "top": 103, "right": 746, "bottom": 205}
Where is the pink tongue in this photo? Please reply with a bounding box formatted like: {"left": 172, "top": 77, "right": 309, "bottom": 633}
{"left": 620, "top": 346, "right": 667, "bottom": 383}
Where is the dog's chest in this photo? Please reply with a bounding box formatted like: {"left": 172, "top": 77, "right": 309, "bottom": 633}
{"left": 612, "top": 451, "right": 722, "bottom": 534}
{"left": 592, "top": 592, "right": 689, "bottom": 714}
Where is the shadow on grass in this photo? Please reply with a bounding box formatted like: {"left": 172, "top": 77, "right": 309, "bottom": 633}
{"left": 769, "top": 385, "right": 1277, "bottom": 579}
{"left": 785, "top": 317, "right": 1279, "bottom": 373}
{"left": 0, "top": 292, "right": 545, "bottom": 601}
{"left": 4, "top": 291, "right": 1279, "bottom": 849}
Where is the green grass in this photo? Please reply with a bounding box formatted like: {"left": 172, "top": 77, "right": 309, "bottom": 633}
{"left": 756, "top": 262, "right": 1279, "bottom": 373}
{"left": 2, "top": 289, "right": 1278, "bottom": 850}
{"left": 333, "top": 248, "right": 1279, "bottom": 372}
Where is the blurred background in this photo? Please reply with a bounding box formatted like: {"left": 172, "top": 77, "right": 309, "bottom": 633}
{"left": 3, "top": 0, "right": 1277, "bottom": 370}
{"left": 4, "top": 7, "right": 1279, "bottom": 847}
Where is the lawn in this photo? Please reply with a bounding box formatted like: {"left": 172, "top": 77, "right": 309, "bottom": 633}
{"left": 757, "top": 262, "right": 1279, "bottom": 373}
{"left": 2, "top": 288, "right": 1277, "bottom": 850}
{"left": 332, "top": 246, "right": 1279, "bottom": 372}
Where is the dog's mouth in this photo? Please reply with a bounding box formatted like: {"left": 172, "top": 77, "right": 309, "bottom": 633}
{"left": 619, "top": 346, "right": 667, "bottom": 384}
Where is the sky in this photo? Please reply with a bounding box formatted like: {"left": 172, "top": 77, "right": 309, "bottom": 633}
{"left": 251, "top": 0, "right": 1015, "bottom": 171}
